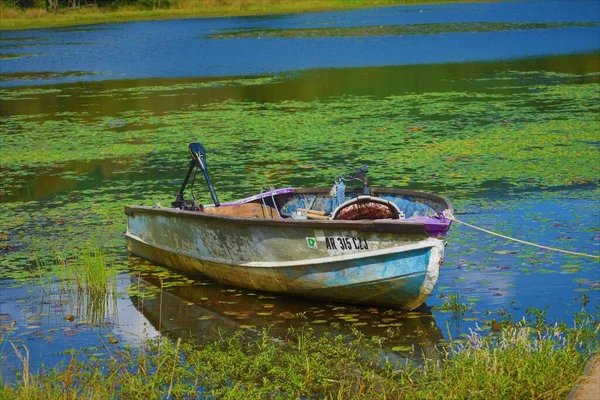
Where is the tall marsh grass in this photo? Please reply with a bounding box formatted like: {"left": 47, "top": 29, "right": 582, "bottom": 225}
{"left": 1, "top": 316, "right": 598, "bottom": 399}
{"left": 28, "top": 246, "right": 119, "bottom": 325}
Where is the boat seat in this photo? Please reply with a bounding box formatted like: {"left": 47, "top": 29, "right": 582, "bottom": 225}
{"left": 203, "top": 202, "right": 282, "bottom": 219}
{"left": 332, "top": 196, "right": 404, "bottom": 220}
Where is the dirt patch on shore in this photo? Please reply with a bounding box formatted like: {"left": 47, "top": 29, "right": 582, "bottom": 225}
{"left": 568, "top": 354, "right": 600, "bottom": 400}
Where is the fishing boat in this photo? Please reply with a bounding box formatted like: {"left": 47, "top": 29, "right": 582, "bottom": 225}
{"left": 125, "top": 143, "right": 454, "bottom": 309}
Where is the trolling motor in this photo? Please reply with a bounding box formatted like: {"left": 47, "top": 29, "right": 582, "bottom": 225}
{"left": 340, "top": 165, "right": 370, "bottom": 195}
{"left": 172, "top": 143, "right": 220, "bottom": 210}
{"left": 330, "top": 165, "right": 371, "bottom": 211}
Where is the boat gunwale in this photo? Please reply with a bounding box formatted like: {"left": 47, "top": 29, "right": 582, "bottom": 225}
{"left": 125, "top": 187, "right": 454, "bottom": 236}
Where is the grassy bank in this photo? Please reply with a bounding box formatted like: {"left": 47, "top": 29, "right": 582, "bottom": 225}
{"left": 1, "top": 247, "right": 598, "bottom": 399}
{"left": 0, "top": 0, "right": 488, "bottom": 31}
{"left": 2, "top": 318, "right": 598, "bottom": 399}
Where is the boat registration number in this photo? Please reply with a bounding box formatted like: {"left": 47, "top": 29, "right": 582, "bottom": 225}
{"left": 325, "top": 237, "right": 369, "bottom": 251}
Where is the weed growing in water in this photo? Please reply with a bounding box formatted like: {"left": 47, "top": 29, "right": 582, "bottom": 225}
{"left": 525, "top": 306, "right": 549, "bottom": 330}
{"left": 25, "top": 246, "right": 119, "bottom": 325}
{"left": 72, "top": 247, "right": 115, "bottom": 294}
{"left": 435, "top": 293, "right": 469, "bottom": 321}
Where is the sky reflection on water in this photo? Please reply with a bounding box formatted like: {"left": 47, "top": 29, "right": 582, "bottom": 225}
{"left": 0, "top": 0, "right": 599, "bottom": 86}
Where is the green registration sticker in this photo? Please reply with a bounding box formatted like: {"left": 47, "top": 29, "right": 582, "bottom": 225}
{"left": 306, "top": 237, "right": 318, "bottom": 249}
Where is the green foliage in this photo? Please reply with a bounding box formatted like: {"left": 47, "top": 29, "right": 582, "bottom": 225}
{"left": 434, "top": 293, "right": 469, "bottom": 318}
{"left": 411, "top": 318, "right": 599, "bottom": 399}
{"left": 1, "top": 318, "right": 598, "bottom": 399}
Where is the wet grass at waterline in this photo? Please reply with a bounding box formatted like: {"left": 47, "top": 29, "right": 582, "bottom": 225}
{"left": 0, "top": 0, "right": 488, "bottom": 31}
{"left": 1, "top": 318, "right": 598, "bottom": 399}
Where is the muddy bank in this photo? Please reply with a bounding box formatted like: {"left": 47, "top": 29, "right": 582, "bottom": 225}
{"left": 569, "top": 354, "right": 600, "bottom": 400}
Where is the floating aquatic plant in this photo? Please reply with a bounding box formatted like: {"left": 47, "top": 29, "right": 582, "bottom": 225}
{"left": 207, "top": 22, "right": 599, "bottom": 40}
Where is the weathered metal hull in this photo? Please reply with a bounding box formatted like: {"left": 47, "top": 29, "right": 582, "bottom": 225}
{"left": 126, "top": 205, "right": 447, "bottom": 309}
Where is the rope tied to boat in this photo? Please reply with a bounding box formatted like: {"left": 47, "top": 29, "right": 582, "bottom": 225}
{"left": 443, "top": 211, "right": 600, "bottom": 259}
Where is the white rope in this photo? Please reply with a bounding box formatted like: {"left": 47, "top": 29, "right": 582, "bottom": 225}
{"left": 443, "top": 211, "right": 600, "bottom": 259}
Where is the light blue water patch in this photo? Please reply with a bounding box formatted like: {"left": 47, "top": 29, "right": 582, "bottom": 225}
{"left": 429, "top": 192, "right": 600, "bottom": 336}
{"left": 0, "top": 275, "right": 158, "bottom": 381}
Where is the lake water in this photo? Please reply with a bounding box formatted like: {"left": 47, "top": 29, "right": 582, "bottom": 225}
{"left": 1, "top": 0, "right": 599, "bottom": 381}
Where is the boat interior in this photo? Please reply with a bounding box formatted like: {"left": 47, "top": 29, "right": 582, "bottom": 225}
{"left": 172, "top": 143, "right": 450, "bottom": 221}
{"left": 201, "top": 188, "right": 447, "bottom": 221}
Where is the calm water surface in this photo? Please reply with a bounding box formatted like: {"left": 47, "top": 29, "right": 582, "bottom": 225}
{"left": 1, "top": 0, "right": 599, "bottom": 381}
{"left": 1, "top": 0, "right": 599, "bottom": 86}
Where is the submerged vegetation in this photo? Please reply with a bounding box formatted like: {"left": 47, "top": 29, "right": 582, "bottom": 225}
{"left": 2, "top": 72, "right": 599, "bottom": 202}
{"left": 207, "top": 21, "right": 600, "bottom": 39}
{"left": 1, "top": 317, "right": 598, "bottom": 399}
{"left": 0, "top": 0, "right": 490, "bottom": 30}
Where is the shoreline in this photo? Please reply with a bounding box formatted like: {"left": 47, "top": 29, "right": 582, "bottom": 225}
{"left": 0, "top": 0, "right": 490, "bottom": 31}
{"left": 569, "top": 354, "right": 600, "bottom": 400}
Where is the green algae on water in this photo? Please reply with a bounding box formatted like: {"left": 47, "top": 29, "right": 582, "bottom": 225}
{"left": 207, "top": 22, "right": 599, "bottom": 39}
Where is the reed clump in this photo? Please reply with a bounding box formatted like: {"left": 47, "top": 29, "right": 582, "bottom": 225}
{"left": 27, "top": 246, "right": 119, "bottom": 325}
{"left": 1, "top": 316, "right": 597, "bottom": 399}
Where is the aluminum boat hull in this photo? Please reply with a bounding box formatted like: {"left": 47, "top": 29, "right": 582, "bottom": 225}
{"left": 126, "top": 192, "right": 451, "bottom": 309}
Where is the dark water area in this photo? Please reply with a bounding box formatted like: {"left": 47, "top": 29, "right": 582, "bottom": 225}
{"left": 1, "top": 0, "right": 599, "bottom": 383}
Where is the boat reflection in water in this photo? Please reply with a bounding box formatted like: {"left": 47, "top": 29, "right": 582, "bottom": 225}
{"left": 129, "top": 268, "right": 444, "bottom": 359}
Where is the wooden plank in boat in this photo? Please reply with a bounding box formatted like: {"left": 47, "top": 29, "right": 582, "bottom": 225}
{"left": 203, "top": 203, "right": 281, "bottom": 219}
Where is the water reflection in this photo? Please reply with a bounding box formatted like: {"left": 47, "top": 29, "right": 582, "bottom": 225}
{"left": 131, "top": 268, "right": 443, "bottom": 356}
{"left": 131, "top": 270, "right": 444, "bottom": 358}
{"left": 0, "top": 276, "right": 124, "bottom": 380}
{"left": 2, "top": 52, "right": 598, "bottom": 118}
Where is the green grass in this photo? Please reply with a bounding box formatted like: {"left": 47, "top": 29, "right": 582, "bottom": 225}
{"left": 29, "top": 246, "right": 118, "bottom": 295}
{"left": 1, "top": 317, "right": 598, "bottom": 399}
{"left": 23, "top": 246, "right": 120, "bottom": 325}
{"left": 72, "top": 246, "right": 116, "bottom": 294}
{"left": 0, "top": 0, "right": 492, "bottom": 31}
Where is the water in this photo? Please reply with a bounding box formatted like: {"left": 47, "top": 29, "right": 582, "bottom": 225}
{"left": 1, "top": 0, "right": 599, "bottom": 86}
{"left": 1, "top": 0, "right": 599, "bottom": 382}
